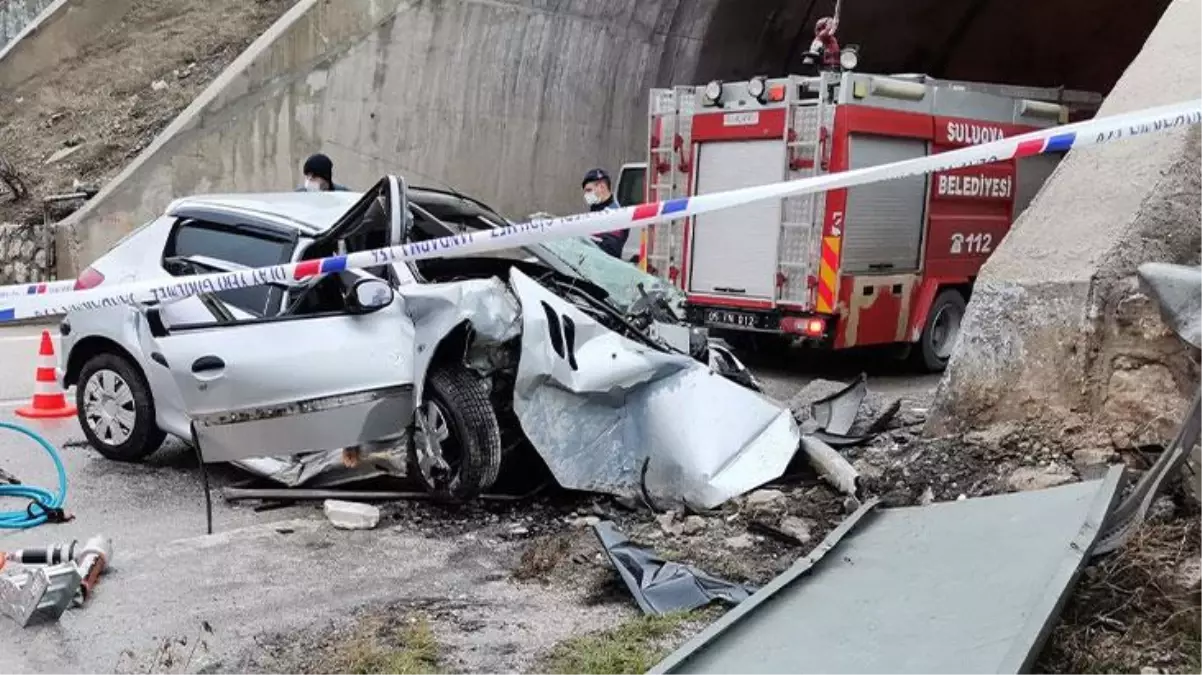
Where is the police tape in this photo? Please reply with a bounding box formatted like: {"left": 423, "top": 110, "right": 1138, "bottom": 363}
{"left": 0, "top": 280, "right": 78, "bottom": 302}
{"left": 0, "top": 98, "right": 1198, "bottom": 323}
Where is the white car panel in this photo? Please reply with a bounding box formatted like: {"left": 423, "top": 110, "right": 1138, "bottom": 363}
{"left": 144, "top": 297, "right": 416, "bottom": 460}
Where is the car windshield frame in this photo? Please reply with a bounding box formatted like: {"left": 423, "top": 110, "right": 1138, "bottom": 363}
{"left": 413, "top": 198, "right": 683, "bottom": 315}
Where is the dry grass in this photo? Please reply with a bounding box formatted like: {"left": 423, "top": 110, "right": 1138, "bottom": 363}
{"left": 318, "top": 615, "right": 443, "bottom": 675}
{"left": 0, "top": 0, "right": 295, "bottom": 225}
{"left": 1038, "top": 516, "right": 1201, "bottom": 674}
{"left": 513, "top": 532, "right": 573, "bottom": 581}
{"left": 539, "top": 612, "right": 705, "bottom": 675}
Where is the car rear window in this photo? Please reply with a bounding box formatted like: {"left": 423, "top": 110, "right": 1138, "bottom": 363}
{"left": 164, "top": 220, "right": 294, "bottom": 315}
{"left": 170, "top": 222, "right": 293, "bottom": 268}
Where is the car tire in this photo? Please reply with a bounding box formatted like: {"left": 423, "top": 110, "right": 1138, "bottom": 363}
{"left": 410, "top": 363, "right": 503, "bottom": 502}
{"left": 913, "top": 289, "right": 967, "bottom": 373}
{"left": 77, "top": 352, "right": 166, "bottom": 462}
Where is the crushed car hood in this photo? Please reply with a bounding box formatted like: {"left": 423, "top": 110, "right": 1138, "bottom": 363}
{"left": 507, "top": 268, "right": 801, "bottom": 510}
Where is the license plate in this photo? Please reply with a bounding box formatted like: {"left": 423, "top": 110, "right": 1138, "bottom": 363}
{"left": 705, "top": 309, "right": 761, "bottom": 329}
{"left": 723, "top": 111, "right": 760, "bottom": 127}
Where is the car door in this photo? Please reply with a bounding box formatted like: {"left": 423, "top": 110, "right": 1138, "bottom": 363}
{"left": 296, "top": 175, "right": 414, "bottom": 285}
{"left": 138, "top": 188, "right": 418, "bottom": 464}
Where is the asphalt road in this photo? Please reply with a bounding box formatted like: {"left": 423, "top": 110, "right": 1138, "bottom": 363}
{"left": 0, "top": 323, "right": 59, "bottom": 405}
{"left": 0, "top": 324, "right": 941, "bottom": 671}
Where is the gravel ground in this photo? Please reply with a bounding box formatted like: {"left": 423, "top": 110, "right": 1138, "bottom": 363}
{"left": 6, "top": 350, "right": 1191, "bottom": 674}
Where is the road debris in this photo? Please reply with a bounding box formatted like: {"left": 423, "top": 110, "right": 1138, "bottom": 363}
{"left": 777, "top": 517, "right": 814, "bottom": 545}
{"left": 593, "top": 521, "right": 756, "bottom": 616}
{"left": 0, "top": 534, "right": 113, "bottom": 628}
{"left": 799, "top": 435, "right": 861, "bottom": 498}
{"left": 722, "top": 535, "right": 755, "bottom": 550}
{"left": 323, "top": 500, "right": 381, "bottom": 530}
{"left": 652, "top": 469, "right": 1124, "bottom": 674}
{"left": 747, "top": 517, "right": 814, "bottom": 547}
{"left": 0, "top": 563, "right": 80, "bottom": 627}
{"left": 1006, "top": 464, "right": 1075, "bottom": 492}
{"left": 743, "top": 490, "right": 786, "bottom": 509}
{"left": 811, "top": 374, "right": 866, "bottom": 435}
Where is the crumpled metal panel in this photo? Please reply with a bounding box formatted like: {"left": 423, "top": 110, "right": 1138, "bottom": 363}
{"left": 232, "top": 440, "right": 410, "bottom": 488}
{"left": 811, "top": 374, "right": 867, "bottom": 436}
{"left": 400, "top": 277, "right": 523, "bottom": 404}
{"left": 652, "top": 466, "right": 1123, "bottom": 674}
{"left": 1138, "top": 262, "right": 1201, "bottom": 350}
{"left": 508, "top": 267, "right": 801, "bottom": 510}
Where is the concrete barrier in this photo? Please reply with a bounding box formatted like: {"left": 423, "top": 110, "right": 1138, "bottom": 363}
{"left": 929, "top": 0, "right": 1201, "bottom": 450}
{"left": 58, "top": 0, "right": 718, "bottom": 276}
{"left": 0, "top": 0, "right": 135, "bottom": 90}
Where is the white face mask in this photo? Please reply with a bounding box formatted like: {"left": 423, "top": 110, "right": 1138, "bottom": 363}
{"left": 303, "top": 178, "right": 322, "bottom": 192}
{"left": 583, "top": 191, "right": 601, "bottom": 206}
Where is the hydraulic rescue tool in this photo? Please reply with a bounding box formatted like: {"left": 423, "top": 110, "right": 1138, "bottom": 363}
{"left": 0, "top": 535, "right": 113, "bottom": 627}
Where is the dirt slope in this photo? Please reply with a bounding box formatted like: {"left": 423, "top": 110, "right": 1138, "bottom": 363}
{"left": 0, "top": 0, "right": 295, "bottom": 226}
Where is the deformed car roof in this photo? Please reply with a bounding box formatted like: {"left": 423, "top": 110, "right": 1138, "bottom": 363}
{"left": 166, "top": 186, "right": 506, "bottom": 237}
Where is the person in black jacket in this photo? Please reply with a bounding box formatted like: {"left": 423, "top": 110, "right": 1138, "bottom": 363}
{"left": 582, "top": 168, "right": 627, "bottom": 258}
{"left": 298, "top": 153, "right": 349, "bottom": 192}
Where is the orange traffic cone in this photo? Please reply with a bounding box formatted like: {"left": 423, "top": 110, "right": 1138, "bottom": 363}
{"left": 15, "top": 330, "right": 77, "bottom": 419}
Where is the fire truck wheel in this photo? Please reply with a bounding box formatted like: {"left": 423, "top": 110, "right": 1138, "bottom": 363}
{"left": 915, "top": 289, "right": 967, "bottom": 373}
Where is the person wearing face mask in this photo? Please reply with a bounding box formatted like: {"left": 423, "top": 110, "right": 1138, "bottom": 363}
{"left": 297, "top": 153, "right": 349, "bottom": 192}
{"left": 581, "top": 168, "right": 627, "bottom": 258}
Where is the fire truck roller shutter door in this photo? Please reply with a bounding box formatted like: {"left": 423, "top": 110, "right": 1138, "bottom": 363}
{"left": 689, "top": 139, "right": 788, "bottom": 298}
{"left": 841, "top": 135, "right": 929, "bottom": 274}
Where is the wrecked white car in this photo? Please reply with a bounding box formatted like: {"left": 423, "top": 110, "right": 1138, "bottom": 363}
{"left": 58, "top": 177, "right": 799, "bottom": 507}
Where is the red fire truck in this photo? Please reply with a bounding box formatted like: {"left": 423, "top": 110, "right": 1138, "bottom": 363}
{"left": 636, "top": 69, "right": 1101, "bottom": 371}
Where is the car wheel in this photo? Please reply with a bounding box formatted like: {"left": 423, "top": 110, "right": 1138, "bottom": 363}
{"left": 77, "top": 352, "right": 166, "bottom": 462}
{"left": 410, "top": 364, "right": 503, "bottom": 502}
{"left": 913, "top": 289, "right": 967, "bottom": 373}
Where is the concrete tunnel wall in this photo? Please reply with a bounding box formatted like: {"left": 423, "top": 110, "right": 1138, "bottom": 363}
{"left": 48, "top": 0, "right": 1171, "bottom": 275}
{"left": 928, "top": 0, "right": 1201, "bottom": 453}
{"left": 59, "top": 0, "right": 728, "bottom": 275}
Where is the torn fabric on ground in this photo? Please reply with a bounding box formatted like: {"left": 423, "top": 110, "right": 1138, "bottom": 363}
{"left": 593, "top": 521, "right": 756, "bottom": 616}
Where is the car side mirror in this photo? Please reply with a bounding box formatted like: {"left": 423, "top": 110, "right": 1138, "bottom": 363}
{"left": 345, "top": 277, "right": 394, "bottom": 314}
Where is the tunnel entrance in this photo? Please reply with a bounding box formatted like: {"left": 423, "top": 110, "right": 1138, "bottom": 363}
{"left": 692, "top": 0, "right": 1172, "bottom": 98}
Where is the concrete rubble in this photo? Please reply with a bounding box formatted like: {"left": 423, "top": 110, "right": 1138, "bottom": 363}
{"left": 322, "top": 500, "right": 380, "bottom": 530}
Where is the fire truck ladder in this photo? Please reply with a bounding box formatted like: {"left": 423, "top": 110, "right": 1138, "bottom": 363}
{"left": 646, "top": 86, "right": 697, "bottom": 285}
{"left": 647, "top": 89, "right": 680, "bottom": 278}
{"left": 778, "top": 72, "right": 831, "bottom": 305}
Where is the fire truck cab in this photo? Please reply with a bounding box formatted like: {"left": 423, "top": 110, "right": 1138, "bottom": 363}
{"left": 638, "top": 71, "right": 1100, "bottom": 371}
